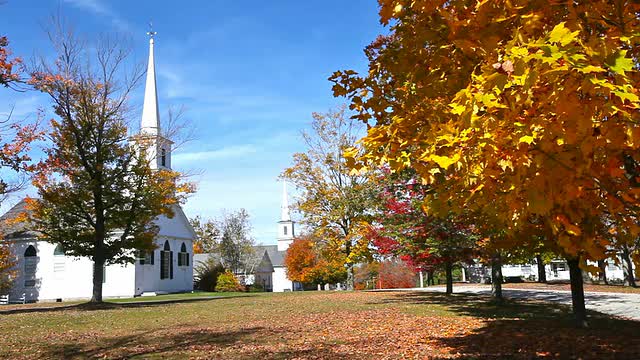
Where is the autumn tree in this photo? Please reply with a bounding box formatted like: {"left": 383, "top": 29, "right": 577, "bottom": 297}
{"left": 284, "top": 235, "right": 347, "bottom": 288}
{"left": 27, "top": 29, "right": 193, "bottom": 303}
{"left": 367, "top": 169, "right": 477, "bottom": 294}
{"left": 0, "top": 243, "right": 15, "bottom": 294}
{"left": 190, "top": 216, "right": 220, "bottom": 254}
{"left": 284, "top": 106, "right": 376, "bottom": 290}
{"left": 0, "top": 34, "right": 40, "bottom": 290}
{"left": 332, "top": 0, "right": 640, "bottom": 326}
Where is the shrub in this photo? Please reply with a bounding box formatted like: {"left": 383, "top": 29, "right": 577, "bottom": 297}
{"left": 248, "top": 282, "right": 264, "bottom": 292}
{"left": 216, "top": 271, "right": 243, "bottom": 292}
{"left": 194, "top": 257, "right": 225, "bottom": 292}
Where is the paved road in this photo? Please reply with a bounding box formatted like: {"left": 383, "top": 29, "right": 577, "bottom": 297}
{"left": 408, "top": 286, "right": 640, "bottom": 320}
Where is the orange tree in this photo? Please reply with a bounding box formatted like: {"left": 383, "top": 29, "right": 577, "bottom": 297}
{"left": 27, "top": 31, "right": 194, "bottom": 303}
{"left": 284, "top": 235, "right": 347, "bottom": 288}
{"left": 331, "top": 0, "right": 640, "bottom": 325}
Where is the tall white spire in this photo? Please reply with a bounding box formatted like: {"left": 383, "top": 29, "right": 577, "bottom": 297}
{"left": 281, "top": 180, "right": 291, "bottom": 221}
{"left": 141, "top": 30, "right": 160, "bottom": 135}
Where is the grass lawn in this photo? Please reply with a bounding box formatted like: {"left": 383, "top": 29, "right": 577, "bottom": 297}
{"left": 1, "top": 291, "right": 638, "bottom": 359}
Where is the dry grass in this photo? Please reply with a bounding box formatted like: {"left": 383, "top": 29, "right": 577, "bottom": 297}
{"left": 0, "top": 291, "right": 638, "bottom": 359}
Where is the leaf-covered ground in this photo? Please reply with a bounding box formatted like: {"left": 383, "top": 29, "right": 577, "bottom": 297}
{"left": 0, "top": 291, "right": 638, "bottom": 359}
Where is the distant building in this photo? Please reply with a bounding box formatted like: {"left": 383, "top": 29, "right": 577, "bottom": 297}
{"left": 0, "top": 33, "right": 196, "bottom": 302}
{"left": 194, "top": 182, "right": 301, "bottom": 292}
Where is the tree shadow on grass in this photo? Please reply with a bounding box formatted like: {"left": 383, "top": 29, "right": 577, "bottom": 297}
{"left": 44, "top": 327, "right": 264, "bottom": 359}
{"left": 42, "top": 326, "right": 361, "bottom": 360}
{"left": 389, "top": 292, "right": 640, "bottom": 359}
{"left": 0, "top": 295, "right": 251, "bottom": 315}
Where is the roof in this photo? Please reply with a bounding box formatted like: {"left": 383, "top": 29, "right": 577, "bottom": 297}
{"left": 193, "top": 245, "right": 286, "bottom": 272}
{"left": 255, "top": 245, "right": 285, "bottom": 267}
{"left": 0, "top": 199, "right": 37, "bottom": 240}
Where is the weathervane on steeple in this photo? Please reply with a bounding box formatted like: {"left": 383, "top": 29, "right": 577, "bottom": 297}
{"left": 147, "top": 21, "right": 157, "bottom": 38}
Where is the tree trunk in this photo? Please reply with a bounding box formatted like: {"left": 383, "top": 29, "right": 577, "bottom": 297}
{"left": 427, "top": 270, "right": 434, "bottom": 286}
{"left": 419, "top": 270, "right": 424, "bottom": 288}
{"left": 346, "top": 263, "right": 354, "bottom": 290}
{"left": 91, "top": 255, "right": 104, "bottom": 303}
{"left": 536, "top": 254, "right": 547, "bottom": 283}
{"left": 621, "top": 246, "right": 637, "bottom": 287}
{"left": 445, "top": 261, "right": 453, "bottom": 295}
{"left": 597, "top": 260, "right": 608, "bottom": 285}
{"left": 491, "top": 252, "right": 503, "bottom": 301}
{"left": 91, "top": 216, "right": 105, "bottom": 303}
{"left": 567, "top": 257, "right": 587, "bottom": 327}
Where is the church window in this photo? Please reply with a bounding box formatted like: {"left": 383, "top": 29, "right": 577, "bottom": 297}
{"left": 283, "top": 226, "right": 287, "bottom": 236}
{"left": 53, "top": 244, "right": 64, "bottom": 256}
{"left": 161, "top": 148, "right": 166, "bottom": 167}
{"left": 53, "top": 244, "right": 65, "bottom": 275}
{"left": 178, "top": 242, "right": 189, "bottom": 267}
{"left": 139, "top": 250, "right": 155, "bottom": 265}
{"left": 24, "top": 245, "right": 37, "bottom": 287}
{"left": 160, "top": 241, "right": 173, "bottom": 279}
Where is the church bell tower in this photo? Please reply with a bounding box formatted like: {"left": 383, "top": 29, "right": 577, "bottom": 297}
{"left": 140, "top": 29, "right": 173, "bottom": 170}
{"left": 277, "top": 181, "right": 295, "bottom": 251}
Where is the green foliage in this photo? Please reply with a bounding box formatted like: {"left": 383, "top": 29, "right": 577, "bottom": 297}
{"left": 215, "top": 270, "right": 243, "bottom": 292}
{"left": 194, "top": 257, "right": 225, "bottom": 292}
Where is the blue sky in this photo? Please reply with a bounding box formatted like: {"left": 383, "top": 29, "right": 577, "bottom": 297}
{"left": 0, "top": 0, "right": 385, "bottom": 244}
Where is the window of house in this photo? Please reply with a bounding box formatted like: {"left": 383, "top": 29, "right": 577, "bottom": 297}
{"left": 283, "top": 226, "right": 287, "bottom": 236}
{"left": 161, "top": 148, "right": 166, "bottom": 167}
{"left": 24, "top": 245, "right": 37, "bottom": 287}
{"left": 178, "top": 242, "right": 189, "bottom": 267}
{"left": 160, "top": 241, "right": 173, "bottom": 279}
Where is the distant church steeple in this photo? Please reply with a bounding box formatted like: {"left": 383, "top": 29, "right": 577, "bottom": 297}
{"left": 140, "top": 27, "right": 172, "bottom": 170}
{"left": 277, "top": 181, "right": 294, "bottom": 251}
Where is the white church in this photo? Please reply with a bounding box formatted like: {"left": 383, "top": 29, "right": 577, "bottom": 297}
{"left": 253, "top": 182, "right": 302, "bottom": 292}
{"left": 0, "top": 33, "right": 196, "bottom": 302}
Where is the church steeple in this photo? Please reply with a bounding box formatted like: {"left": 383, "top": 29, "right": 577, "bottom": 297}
{"left": 281, "top": 181, "right": 291, "bottom": 222}
{"left": 141, "top": 29, "right": 160, "bottom": 135}
{"left": 139, "top": 28, "right": 172, "bottom": 170}
{"left": 277, "top": 180, "right": 294, "bottom": 251}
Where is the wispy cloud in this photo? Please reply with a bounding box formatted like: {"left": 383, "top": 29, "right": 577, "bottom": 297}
{"left": 62, "top": 0, "right": 132, "bottom": 32}
{"left": 173, "top": 144, "right": 258, "bottom": 162}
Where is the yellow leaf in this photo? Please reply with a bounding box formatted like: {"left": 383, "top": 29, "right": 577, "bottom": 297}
{"left": 429, "top": 153, "right": 460, "bottom": 169}
{"left": 519, "top": 135, "right": 535, "bottom": 144}
{"left": 548, "top": 22, "right": 579, "bottom": 46}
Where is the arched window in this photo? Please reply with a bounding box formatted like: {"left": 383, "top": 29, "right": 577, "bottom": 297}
{"left": 24, "top": 245, "right": 37, "bottom": 287}
{"left": 161, "top": 148, "right": 167, "bottom": 167}
{"left": 178, "top": 242, "right": 189, "bottom": 267}
{"left": 160, "top": 240, "right": 173, "bottom": 279}
{"left": 53, "top": 244, "right": 64, "bottom": 256}
{"left": 53, "top": 244, "right": 65, "bottom": 275}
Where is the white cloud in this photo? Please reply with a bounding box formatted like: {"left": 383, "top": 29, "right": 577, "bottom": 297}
{"left": 173, "top": 144, "right": 258, "bottom": 162}
{"left": 62, "top": 0, "right": 132, "bottom": 32}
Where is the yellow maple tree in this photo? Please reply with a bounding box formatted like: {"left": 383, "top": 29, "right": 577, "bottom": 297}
{"left": 331, "top": 0, "right": 640, "bottom": 325}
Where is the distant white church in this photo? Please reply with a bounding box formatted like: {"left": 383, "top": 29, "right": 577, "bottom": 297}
{"left": 253, "top": 182, "right": 302, "bottom": 292}
{"left": 0, "top": 33, "right": 196, "bottom": 302}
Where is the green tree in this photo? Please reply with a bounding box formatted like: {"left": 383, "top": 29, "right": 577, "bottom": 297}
{"left": 218, "top": 209, "right": 256, "bottom": 276}
{"left": 284, "top": 106, "right": 376, "bottom": 290}
{"left": 28, "top": 30, "right": 193, "bottom": 303}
